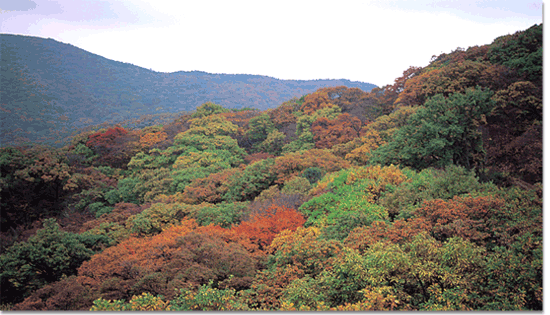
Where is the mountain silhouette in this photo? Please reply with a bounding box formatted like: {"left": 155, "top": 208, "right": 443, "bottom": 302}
{"left": 0, "top": 34, "right": 377, "bottom": 146}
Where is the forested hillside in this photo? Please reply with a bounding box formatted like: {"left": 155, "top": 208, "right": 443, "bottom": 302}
{"left": 0, "top": 34, "right": 376, "bottom": 146}
{"left": 0, "top": 24, "right": 542, "bottom": 311}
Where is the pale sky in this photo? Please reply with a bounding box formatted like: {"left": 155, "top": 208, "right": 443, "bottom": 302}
{"left": 0, "top": 0, "right": 543, "bottom": 87}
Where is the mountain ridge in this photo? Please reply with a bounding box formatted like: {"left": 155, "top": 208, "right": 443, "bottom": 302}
{"left": 0, "top": 34, "right": 377, "bottom": 146}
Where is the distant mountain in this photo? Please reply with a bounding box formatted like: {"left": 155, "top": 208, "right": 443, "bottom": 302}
{"left": 0, "top": 34, "right": 377, "bottom": 146}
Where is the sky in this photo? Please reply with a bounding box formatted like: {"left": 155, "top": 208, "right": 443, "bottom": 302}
{"left": 0, "top": 0, "right": 543, "bottom": 87}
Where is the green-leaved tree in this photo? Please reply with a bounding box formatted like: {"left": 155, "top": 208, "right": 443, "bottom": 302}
{"left": 372, "top": 87, "right": 495, "bottom": 170}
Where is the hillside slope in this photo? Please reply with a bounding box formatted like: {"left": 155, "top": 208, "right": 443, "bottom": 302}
{"left": 0, "top": 24, "right": 542, "bottom": 311}
{"left": 0, "top": 34, "right": 376, "bottom": 146}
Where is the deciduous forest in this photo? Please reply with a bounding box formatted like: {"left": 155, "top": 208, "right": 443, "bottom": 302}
{"left": 0, "top": 24, "right": 542, "bottom": 310}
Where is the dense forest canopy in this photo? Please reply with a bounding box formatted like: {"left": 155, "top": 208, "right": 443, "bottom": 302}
{"left": 0, "top": 24, "right": 542, "bottom": 311}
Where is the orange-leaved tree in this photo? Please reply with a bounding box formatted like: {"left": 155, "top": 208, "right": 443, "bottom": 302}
{"left": 85, "top": 126, "right": 139, "bottom": 168}
{"left": 232, "top": 205, "right": 306, "bottom": 250}
{"left": 300, "top": 90, "right": 334, "bottom": 115}
{"left": 311, "top": 113, "right": 362, "bottom": 149}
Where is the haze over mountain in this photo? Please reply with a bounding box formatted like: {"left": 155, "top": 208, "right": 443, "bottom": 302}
{"left": 0, "top": 34, "right": 377, "bottom": 146}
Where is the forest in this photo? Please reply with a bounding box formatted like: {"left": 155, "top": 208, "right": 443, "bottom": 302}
{"left": 0, "top": 24, "right": 542, "bottom": 310}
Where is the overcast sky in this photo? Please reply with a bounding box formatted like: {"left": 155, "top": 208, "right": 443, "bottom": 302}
{"left": 0, "top": 0, "right": 543, "bottom": 87}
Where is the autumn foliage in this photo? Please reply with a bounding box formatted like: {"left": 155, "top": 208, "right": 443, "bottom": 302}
{"left": 1, "top": 24, "right": 542, "bottom": 311}
{"left": 311, "top": 113, "right": 362, "bottom": 149}
{"left": 232, "top": 205, "right": 306, "bottom": 249}
{"left": 86, "top": 127, "right": 128, "bottom": 148}
{"left": 85, "top": 127, "right": 138, "bottom": 168}
{"left": 299, "top": 90, "right": 334, "bottom": 115}
{"left": 273, "top": 149, "right": 350, "bottom": 184}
